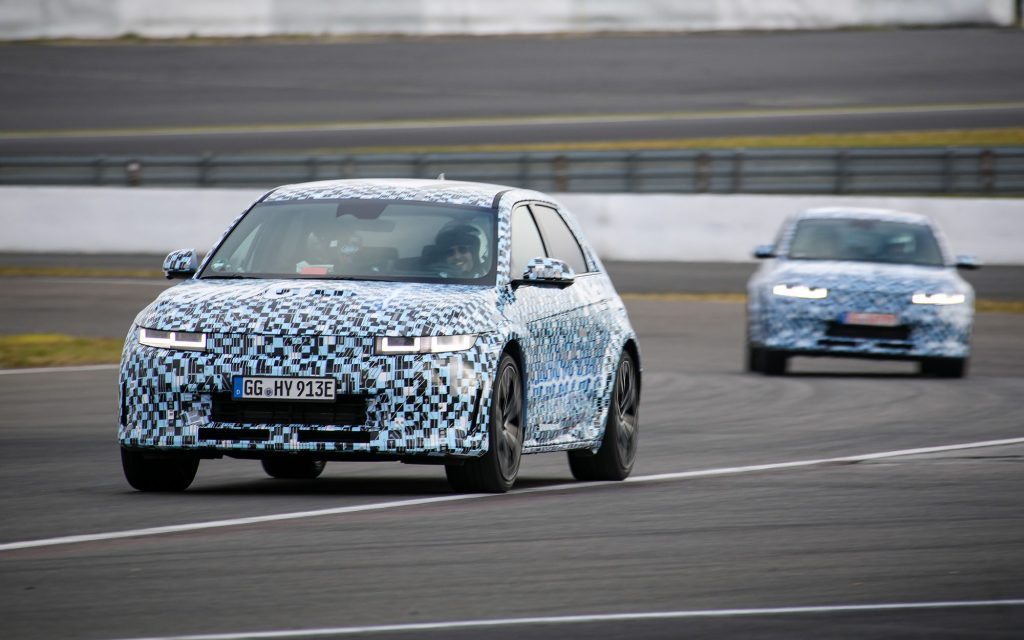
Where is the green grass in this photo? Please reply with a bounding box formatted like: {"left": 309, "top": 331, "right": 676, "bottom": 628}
{"left": 301, "top": 127, "right": 1024, "bottom": 155}
{"left": 0, "top": 266, "right": 163, "bottom": 279}
{"left": 0, "top": 334, "right": 123, "bottom": 368}
{"left": 621, "top": 292, "right": 1024, "bottom": 314}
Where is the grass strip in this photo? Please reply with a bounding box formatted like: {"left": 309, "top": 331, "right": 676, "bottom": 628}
{"left": 0, "top": 334, "right": 123, "bottom": 368}
{"left": 621, "top": 292, "right": 1024, "bottom": 314}
{"left": 0, "top": 266, "right": 164, "bottom": 279}
{"left": 301, "top": 127, "right": 1024, "bottom": 155}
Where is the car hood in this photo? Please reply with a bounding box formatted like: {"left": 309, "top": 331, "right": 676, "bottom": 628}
{"left": 762, "top": 260, "right": 971, "bottom": 294}
{"left": 134, "top": 279, "right": 502, "bottom": 336}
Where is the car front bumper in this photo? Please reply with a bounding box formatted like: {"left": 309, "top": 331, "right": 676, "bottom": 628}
{"left": 750, "top": 291, "right": 973, "bottom": 360}
{"left": 118, "top": 327, "right": 502, "bottom": 458}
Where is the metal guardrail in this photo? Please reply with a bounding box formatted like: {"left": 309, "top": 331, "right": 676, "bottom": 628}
{"left": 1, "top": 148, "right": 1023, "bottom": 194}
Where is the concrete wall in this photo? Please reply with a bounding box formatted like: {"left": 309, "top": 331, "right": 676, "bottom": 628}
{"left": 2, "top": 186, "right": 1021, "bottom": 264}
{"left": 1, "top": 0, "right": 1015, "bottom": 40}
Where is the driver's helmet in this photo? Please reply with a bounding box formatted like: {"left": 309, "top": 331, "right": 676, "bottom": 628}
{"left": 434, "top": 223, "right": 485, "bottom": 275}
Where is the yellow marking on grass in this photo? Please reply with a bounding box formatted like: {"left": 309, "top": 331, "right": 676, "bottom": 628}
{"left": 0, "top": 334, "right": 123, "bottom": 368}
{"left": 0, "top": 266, "right": 163, "bottom": 279}
{"left": 303, "top": 127, "right": 1024, "bottom": 155}
{"left": 622, "top": 292, "right": 1024, "bottom": 314}
{"left": 3, "top": 101, "right": 1023, "bottom": 141}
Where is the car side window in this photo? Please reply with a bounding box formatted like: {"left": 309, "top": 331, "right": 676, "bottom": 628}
{"left": 511, "top": 206, "right": 547, "bottom": 277}
{"left": 529, "top": 204, "right": 588, "bottom": 274}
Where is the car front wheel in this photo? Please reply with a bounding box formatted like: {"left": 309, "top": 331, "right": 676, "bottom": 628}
{"left": 121, "top": 448, "right": 199, "bottom": 492}
{"left": 446, "top": 353, "right": 524, "bottom": 493}
{"left": 920, "top": 357, "right": 967, "bottom": 378}
{"left": 568, "top": 350, "right": 640, "bottom": 481}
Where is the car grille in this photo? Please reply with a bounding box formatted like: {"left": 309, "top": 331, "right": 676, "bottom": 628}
{"left": 209, "top": 393, "right": 369, "bottom": 426}
{"left": 825, "top": 322, "right": 911, "bottom": 341}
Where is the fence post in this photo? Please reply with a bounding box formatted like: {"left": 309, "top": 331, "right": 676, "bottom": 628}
{"left": 732, "top": 150, "right": 744, "bottom": 193}
{"left": 553, "top": 155, "right": 569, "bottom": 192}
{"left": 835, "top": 150, "right": 847, "bottom": 194}
{"left": 695, "top": 152, "right": 710, "bottom": 193}
{"left": 125, "top": 159, "right": 142, "bottom": 186}
{"left": 942, "top": 148, "right": 954, "bottom": 193}
{"left": 94, "top": 155, "right": 106, "bottom": 186}
{"left": 980, "top": 149, "right": 995, "bottom": 192}
{"left": 198, "top": 153, "right": 213, "bottom": 187}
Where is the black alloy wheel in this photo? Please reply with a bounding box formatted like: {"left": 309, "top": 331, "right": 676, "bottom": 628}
{"left": 446, "top": 353, "right": 524, "bottom": 493}
{"left": 568, "top": 350, "right": 640, "bottom": 481}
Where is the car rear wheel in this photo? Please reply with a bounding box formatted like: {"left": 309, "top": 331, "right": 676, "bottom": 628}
{"left": 261, "top": 457, "right": 327, "bottom": 479}
{"left": 568, "top": 351, "right": 640, "bottom": 481}
{"left": 121, "top": 448, "right": 199, "bottom": 492}
{"left": 920, "top": 357, "right": 967, "bottom": 378}
{"left": 446, "top": 353, "right": 523, "bottom": 493}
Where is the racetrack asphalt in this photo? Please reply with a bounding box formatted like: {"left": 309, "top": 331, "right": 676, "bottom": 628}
{"left": 0, "top": 266, "right": 1022, "bottom": 639}
{"left": 2, "top": 28, "right": 1023, "bottom": 154}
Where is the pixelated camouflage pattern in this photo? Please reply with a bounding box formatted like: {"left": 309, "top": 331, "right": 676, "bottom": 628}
{"left": 120, "top": 180, "right": 638, "bottom": 460}
{"left": 748, "top": 208, "right": 974, "bottom": 359}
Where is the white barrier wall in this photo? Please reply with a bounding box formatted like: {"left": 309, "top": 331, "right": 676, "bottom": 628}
{"left": 2, "top": 187, "right": 1022, "bottom": 264}
{"left": 0, "top": 0, "right": 1015, "bottom": 39}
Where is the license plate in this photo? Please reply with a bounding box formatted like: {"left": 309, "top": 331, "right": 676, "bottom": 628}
{"left": 841, "top": 312, "right": 899, "bottom": 327}
{"left": 232, "top": 376, "right": 336, "bottom": 402}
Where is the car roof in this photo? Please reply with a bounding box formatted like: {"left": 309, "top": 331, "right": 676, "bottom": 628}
{"left": 263, "top": 178, "right": 531, "bottom": 209}
{"left": 795, "top": 207, "right": 933, "bottom": 226}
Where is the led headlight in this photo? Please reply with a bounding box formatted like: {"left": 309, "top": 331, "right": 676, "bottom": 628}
{"left": 375, "top": 335, "right": 477, "bottom": 355}
{"left": 911, "top": 293, "right": 966, "bottom": 305}
{"left": 138, "top": 327, "right": 207, "bottom": 351}
{"left": 772, "top": 284, "right": 828, "bottom": 299}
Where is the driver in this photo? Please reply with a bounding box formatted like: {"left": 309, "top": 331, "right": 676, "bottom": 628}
{"left": 434, "top": 224, "right": 482, "bottom": 277}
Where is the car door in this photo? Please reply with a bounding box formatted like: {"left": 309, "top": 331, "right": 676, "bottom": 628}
{"left": 502, "top": 203, "right": 609, "bottom": 449}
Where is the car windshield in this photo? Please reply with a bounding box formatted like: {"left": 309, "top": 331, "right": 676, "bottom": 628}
{"left": 786, "top": 218, "right": 945, "bottom": 267}
{"left": 201, "top": 199, "right": 497, "bottom": 284}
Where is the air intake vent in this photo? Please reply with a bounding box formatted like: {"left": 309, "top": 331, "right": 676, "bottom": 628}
{"left": 210, "top": 393, "right": 369, "bottom": 426}
{"left": 826, "top": 322, "right": 911, "bottom": 341}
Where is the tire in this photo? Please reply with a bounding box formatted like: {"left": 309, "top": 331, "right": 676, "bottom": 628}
{"left": 568, "top": 351, "right": 640, "bottom": 482}
{"left": 920, "top": 357, "right": 967, "bottom": 379}
{"left": 759, "top": 349, "right": 788, "bottom": 376}
{"left": 121, "top": 448, "right": 199, "bottom": 492}
{"left": 445, "top": 353, "right": 524, "bottom": 493}
{"left": 746, "top": 343, "right": 762, "bottom": 373}
{"left": 261, "top": 457, "right": 327, "bottom": 479}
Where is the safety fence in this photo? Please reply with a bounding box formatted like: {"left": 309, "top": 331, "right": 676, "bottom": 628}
{"left": 2, "top": 148, "right": 1023, "bottom": 195}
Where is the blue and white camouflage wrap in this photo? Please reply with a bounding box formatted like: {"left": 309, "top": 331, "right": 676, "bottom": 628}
{"left": 747, "top": 208, "right": 974, "bottom": 361}
{"left": 519, "top": 256, "right": 576, "bottom": 283}
{"left": 120, "top": 179, "right": 639, "bottom": 461}
{"left": 163, "top": 249, "right": 199, "bottom": 277}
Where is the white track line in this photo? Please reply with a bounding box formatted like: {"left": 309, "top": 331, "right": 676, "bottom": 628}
{"left": 111, "top": 599, "right": 1024, "bottom": 640}
{"left": 0, "top": 363, "right": 118, "bottom": 376}
{"left": 2, "top": 436, "right": 1022, "bottom": 553}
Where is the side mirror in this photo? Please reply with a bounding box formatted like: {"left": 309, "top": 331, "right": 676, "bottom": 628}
{"left": 954, "top": 254, "right": 981, "bottom": 270}
{"left": 513, "top": 257, "right": 576, "bottom": 289}
{"left": 163, "top": 249, "right": 199, "bottom": 279}
{"left": 753, "top": 244, "right": 775, "bottom": 259}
